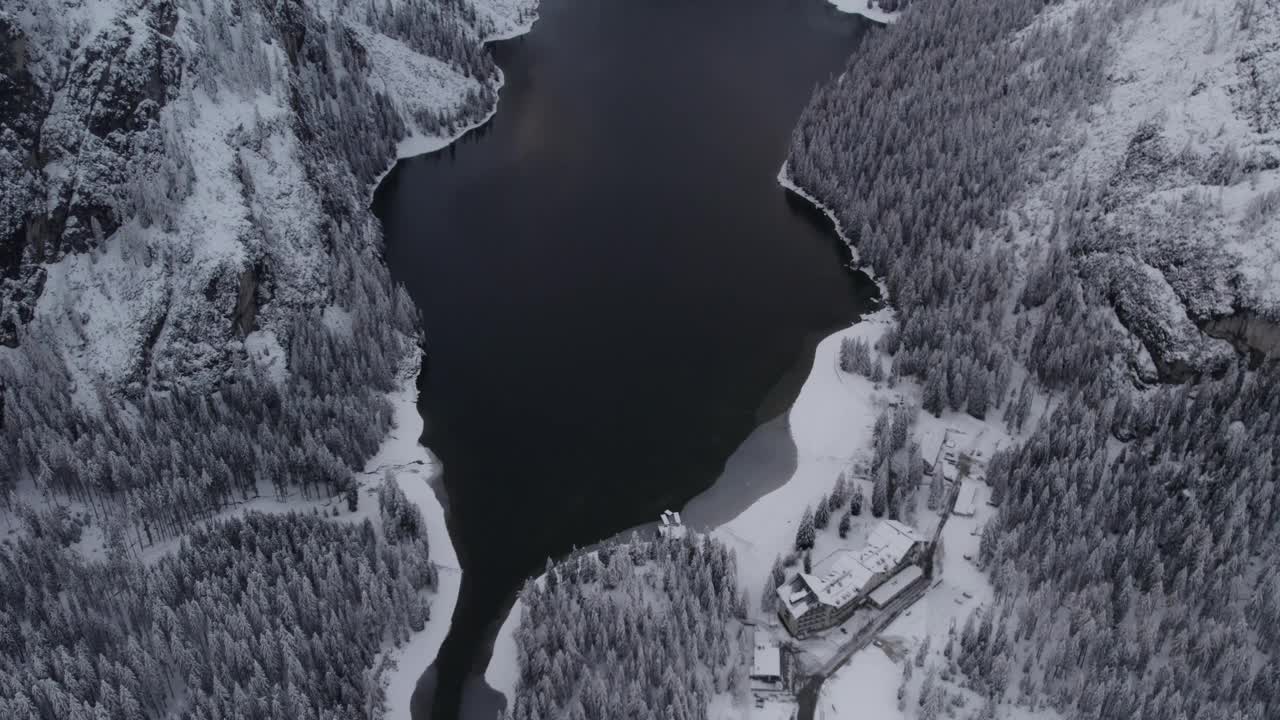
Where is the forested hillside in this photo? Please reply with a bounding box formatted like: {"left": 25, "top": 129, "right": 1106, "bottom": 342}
{"left": 505, "top": 536, "right": 748, "bottom": 720}
{"left": 787, "top": 0, "right": 1279, "bottom": 717}
{"left": 0, "top": 478, "right": 436, "bottom": 720}
{"left": 0, "top": 0, "right": 530, "bottom": 531}
{"left": 0, "top": 0, "right": 533, "bottom": 716}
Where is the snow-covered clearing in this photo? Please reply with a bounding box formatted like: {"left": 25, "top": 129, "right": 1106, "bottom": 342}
{"left": 816, "top": 642, "right": 900, "bottom": 719}
{"left": 713, "top": 309, "right": 897, "bottom": 618}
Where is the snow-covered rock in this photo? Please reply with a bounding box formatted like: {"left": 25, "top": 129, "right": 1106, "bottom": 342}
{"left": 0, "top": 0, "right": 535, "bottom": 387}
{"left": 1057, "top": 0, "right": 1280, "bottom": 374}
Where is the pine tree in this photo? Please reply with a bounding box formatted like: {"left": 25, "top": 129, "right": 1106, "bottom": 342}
{"left": 870, "top": 360, "right": 885, "bottom": 383}
{"left": 915, "top": 636, "right": 931, "bottom": 667}
{"left": 814, "top": 494, "right": 831, "bottom": 529}
{"left": 795, "top": 506, "right": 816, "bottom": 550}
{"left": 872, "top": 466, "right": 889, "bottom": 518}
{"left": 830, "top": 473, "right": 848, "bottom": 510}
{"left": 927, "top": 471, "right": 945, "bottom": 511}
{"left": 838, "top": 512, "right": 851, "bottom": 539}
{"left": 923, "top": 370, "right": 946, "bottom": 417}
{"left": 967, "top": 365, "right": 989, "bottom": 419}
{"left": 761, "top": 579, "right": 777, "bottom": 614}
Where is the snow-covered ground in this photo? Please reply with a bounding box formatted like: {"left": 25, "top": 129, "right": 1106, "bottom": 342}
{"left": 484, "top": 594, "right": 524, "bottom": 708}
{"left": 1006, "top": 0, "right": 1280, "bottom": 371}
{"left": 816, "top": 642, "right": 901, "bottom": 719}
{"left": 712, "top": 309, "right": 897, "bottom": 617}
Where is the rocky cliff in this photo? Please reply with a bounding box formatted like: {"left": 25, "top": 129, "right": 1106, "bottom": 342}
{"left": 0, "top": 0, "right": 533, "bottom": 390}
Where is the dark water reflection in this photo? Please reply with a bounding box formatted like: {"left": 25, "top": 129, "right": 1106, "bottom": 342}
{"left": 372, "top": 0, "right": 880, "bottom": 717}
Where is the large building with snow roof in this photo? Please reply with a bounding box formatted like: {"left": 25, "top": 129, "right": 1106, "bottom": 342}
{"left": 776, "top": 519, "right": 927, "bottom": 637}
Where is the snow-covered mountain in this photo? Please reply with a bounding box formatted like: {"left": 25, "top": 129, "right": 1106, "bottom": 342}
{"left": 0, "top": 0, "right": 533, "bottom": 391}
{"left": 1059, "top": 0, "right": 1280, "bottom": 377}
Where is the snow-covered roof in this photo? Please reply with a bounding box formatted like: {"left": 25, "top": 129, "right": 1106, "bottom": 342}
{"left": 859, "top": 520, "right": 923, "bottom": 573}
{"left": 952, "top": 484, "right": 978, "bottom": 516}
{"left": 919, "top": 428, "right": 946, "bottom": 468}
{"left": 868, "top": 564, "right": 923, "bottom": 607}
{"left": 782, "top": 521, "right": 925, "bottom": 615}
{"left": 808, "top": 560, "right": 874, "bottom": 609}
{"left": 751, "top": 630, "right": 782, "bottom": 679}
{"left": 658, "top": 510, "right": 686, "bottom": 537}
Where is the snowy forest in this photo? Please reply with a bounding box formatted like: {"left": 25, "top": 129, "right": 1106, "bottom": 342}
{"left": 505, "top": 535, "right": 748, "bottom": 720}
{"left": 0, "top": 0, "right": 505, "bottom": 530}
{"left": 788, "top": 0, "right": 1280, "bottom": 717}
{"left": 4, "top": 0, "right": 1278, "bottom": 716}
{"left": 1, "top": 0, "right": 523, "bottom": 716}
{"left": 0, "top": 476, "right": 436, "bottom": 720}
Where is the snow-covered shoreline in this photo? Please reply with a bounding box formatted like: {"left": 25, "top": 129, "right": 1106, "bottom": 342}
{"left": 480, "top": 165, "right": 890, "bottom": 712}
{"left": 365, "top": 367, "right": 462, "bottom": 720}
{"left": 483, "top": 593, "right": 525, "bottom": 705}
{"left": 712, "top": 309, "right": 897, "bottom": 612}
{"left": 367, "top": 5, "right": 539, "bottom": 717}
{"left": 778, "top": 162, "right": 888, "bottom": 297}
{"left": 825, "top": 0, "right": 899, "bottom": 25}
{"left": 368, "top": 9, "right": 540, "bottom": 198}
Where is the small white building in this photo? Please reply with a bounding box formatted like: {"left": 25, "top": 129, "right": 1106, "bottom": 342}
{"left": 658, "top": 509, "right": 687, "bottom": 539}
{"left": 867, "top": 565, "right": 924, "bottom": 609}
{"left": 952, "top": 483, "right": 979, "bottom": 517}
{"left": 750, "top": 630, "right": 783, "bottom": 690}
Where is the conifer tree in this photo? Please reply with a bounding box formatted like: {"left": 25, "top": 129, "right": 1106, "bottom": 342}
{"left": 795, "top": 506, "right": 816, "bottom": 550}
{"left": 814, "top": 494, "right": 831, "bottom": 529}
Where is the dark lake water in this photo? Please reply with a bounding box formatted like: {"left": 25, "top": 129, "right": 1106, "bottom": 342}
{"left": 371, "top": 0, "right": 880, "bottom": 717}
